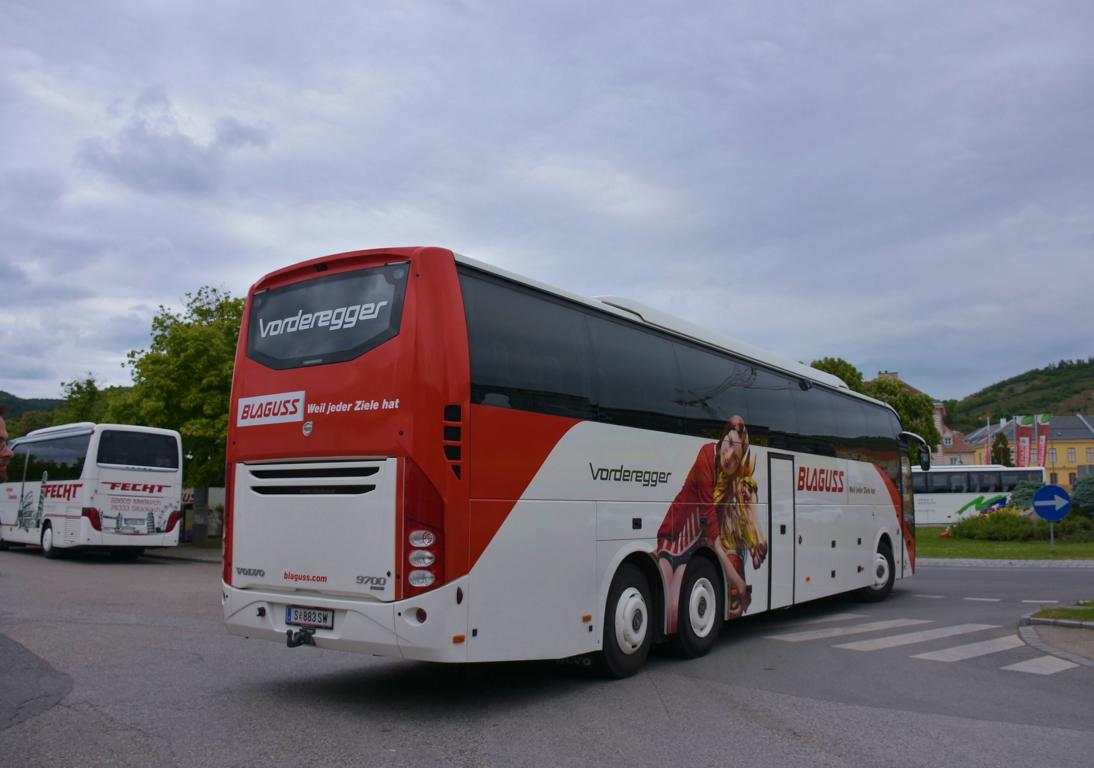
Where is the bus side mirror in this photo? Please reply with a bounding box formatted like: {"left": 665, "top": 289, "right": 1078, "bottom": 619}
{"left": 900, "top": 430, "right": 931, "bottom": 472}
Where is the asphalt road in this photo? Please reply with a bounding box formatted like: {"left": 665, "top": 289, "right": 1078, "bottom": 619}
{"left": 1, "top": 549, "right": 1092, "bottom": 768}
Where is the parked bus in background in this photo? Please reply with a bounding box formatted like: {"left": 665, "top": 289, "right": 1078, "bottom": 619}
{"left": 912, "top": 464, "right": 1045, "bottom": 526}
{"left": 0, "top": 423, "right": 183, "bottom": 559}
{"left": 222, "top": 246, "right": 930, "bottom": 677}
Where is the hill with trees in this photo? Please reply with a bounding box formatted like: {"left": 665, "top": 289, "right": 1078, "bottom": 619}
{"left": 0, "top": 391, "right": 62, "bottom": 419}
{"left": 941, "top": 358, "right": 1094, "bottom": 433}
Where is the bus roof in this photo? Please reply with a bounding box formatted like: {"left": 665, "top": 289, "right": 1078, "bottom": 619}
{"left": 21, "top": 422, "right": 182, "bottom": 442}
{"left": 911, "top": 464, "right": 1045, "bottom": 473}
{"left": 455, "top": 253, "right": 894, "bottom": 413}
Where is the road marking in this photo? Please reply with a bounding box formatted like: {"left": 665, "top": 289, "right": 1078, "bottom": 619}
{"left": 962, "top": 597, "right": 1001, "bottom": 602}
{"left": 788, "top": 612, "right": 867, "bottom": 626}
{"left": 912, "top": 634, "right": 1024, "bottom": 662}
{"left": 835, "top": 624, "right": 997, "bottom": 652}
{"left": 768, "top": 618, "right": 931, "bottom": 643}
{"left": 1021, "top": 600, "right": 1058, "bottom": 604}
{"left": 1001, "top": 655, "right": 1079, "bottom": 675}
{"left": 913, "top": 594, "right": 945, "bottom": 599}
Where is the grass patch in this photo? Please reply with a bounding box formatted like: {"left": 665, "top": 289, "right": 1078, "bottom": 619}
{"left": 915, "top": 528, "right": 1094, "bottom": 559}
{"left": 1033, "top": 603, "right": 1094, "bottom": 621}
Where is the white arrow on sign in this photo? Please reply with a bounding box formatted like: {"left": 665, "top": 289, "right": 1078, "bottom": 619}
{"left": 1034, "top": 495, "right": 1068, "bottom": 512}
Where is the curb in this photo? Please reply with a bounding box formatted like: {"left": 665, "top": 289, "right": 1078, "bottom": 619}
{"left": 1017, "top": 612, "right": 1094, "bottom": 669}
{"left": 917, "top": 557, "right": 1094, "bottom": 569}
{"left": 1018, "top": 612, "right": 1094, "bottom": 630}
{"left": 143, "top": 550, "right": 222, "bottom": 565}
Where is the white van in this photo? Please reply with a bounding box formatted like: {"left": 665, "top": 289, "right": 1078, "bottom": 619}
{"left": 0, "top": 423, "right": 183, "bottom": 558}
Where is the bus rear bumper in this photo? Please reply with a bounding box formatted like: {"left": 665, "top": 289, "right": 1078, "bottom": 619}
{"left": 222, "top": 578, "right": 469, "bottom": 663}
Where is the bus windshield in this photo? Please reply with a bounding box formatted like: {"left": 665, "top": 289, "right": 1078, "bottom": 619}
{"left": 97, "top": 430, "right": 179, "bottom": 469}
{"left": 247, "top": 263, "right": 409, "bottom": 370}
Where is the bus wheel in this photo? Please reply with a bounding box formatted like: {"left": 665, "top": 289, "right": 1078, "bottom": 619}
{"left": 671, "top": 556, "right": 722, "bottom": 658}
{"left": 858, "top": 541, "right": 894, "bottom": 602}
{"left": 41, "top": 524, "right": 60, "bottom": 559}
{"left": 600, "top": 562, "right": 652, "bottom": 678}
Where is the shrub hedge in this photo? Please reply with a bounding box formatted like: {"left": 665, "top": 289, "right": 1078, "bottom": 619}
{"left": 949, "top": 508, "right": 1094, "bottom": 543}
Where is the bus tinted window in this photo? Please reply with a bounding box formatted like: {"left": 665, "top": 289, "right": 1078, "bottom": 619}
{"left": 674, "top": 342, "right": 751, "bottom": 439}
{"left": 972, "top": 472, "right": 1000, "bottom": 493}
{"left": 948, "top": 473, "right": 968, "bottom": 493}
{"left": 794, "top": 387, "right": 837, "bottom": 457}
{"left": 588, "top": 315, "right": 682, "bottom": 434}
{"left": 25, "top": 434, "right": 91, "bottom": 482}
{"left": 828, "top": 393, "right": 869, "bottom": 460}
{"left": 461, "top": 272, "right": 596, "bottom": 420}
{"left": 247, "top": 263, "right": 409, "bottom": 370}
{"left": 1001, "top": 471, "right": 1025, "bottom": 492}
{"left": 5, "top": 444, "right": 29, "bottom": 485}
{"left": 912, "top": 472, "right": 927, "bottom": 493}
{"left": 98, "top": 431, "right": 179, "bottom": 469}
{"left": 927, "top": 472, "right": 949, "bottom": 493}
{"left": 744, "top": 367, "right": 797, "bottom": 450}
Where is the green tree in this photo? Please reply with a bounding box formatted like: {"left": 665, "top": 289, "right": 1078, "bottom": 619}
{"left": 861, "top": 376, "right": 942, "bottom": 449}
{"left": 1009, "top": 479, "right": 1044, "bottom": 510}
{"left": 9, "top": 409, "right": 53, "bottom": 438}
{"left": 809, "top": 357, "right": 866, "bottom": 393}
{"left": 990, "top": 433, "right": 1013, "bottom": 466}
{"left": 52, "top": 375, "right": 108, "bottom": 425}
{"left": 1072, "top": 475, "right": 1094, "bottom": 518}
{"left": 107, "top": 287, "right": 244, "bottom": 487}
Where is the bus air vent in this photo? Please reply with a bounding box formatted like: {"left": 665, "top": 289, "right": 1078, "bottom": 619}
{"left": 443, "top": 404, "right": 463, "bottom": 479}
{"left": 252, "top": 484, "right": 376, "bottom": 496}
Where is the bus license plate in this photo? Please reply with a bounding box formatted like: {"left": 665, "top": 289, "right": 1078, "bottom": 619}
{"left": 286, "top": 606, "right": 334, "bottom": 630}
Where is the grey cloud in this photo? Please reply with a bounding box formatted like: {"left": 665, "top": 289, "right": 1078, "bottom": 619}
{"left": 78, "top": 89, "right": 269, "bottom": 197}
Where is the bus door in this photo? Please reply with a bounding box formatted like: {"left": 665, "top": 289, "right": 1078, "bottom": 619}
{"left": 768, "top": 453, "right": 795, "bottom": 609}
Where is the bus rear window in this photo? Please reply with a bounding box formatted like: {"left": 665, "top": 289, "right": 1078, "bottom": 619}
{"left": 98, "top": 431, "right": 179, "bottom": 469}
{"left": 247, "top": 263, "right": 409, "bottom": 370}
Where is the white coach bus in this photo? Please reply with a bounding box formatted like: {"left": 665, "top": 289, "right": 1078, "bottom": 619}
{"left": 0, "top": 423, "right": 183, "bottom": 558}
{"left": 223, "top": 247, "right": 932, "bottom": 677}
{"left": 911, "top": 464, "right": 1046, "bottom": 526}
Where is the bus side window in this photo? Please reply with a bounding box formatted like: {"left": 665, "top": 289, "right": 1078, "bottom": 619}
{"left": 912, "top": 473, "right": 927, "bottom": 493}
{"left": 949, "top": 473, "right": 968, "bottom": 493}
{"left": 25, "top": 435, "right": 91, "bottom": 483}
{"left": 674, "top": 342, "right": 750, "bottom": 440}
{"left": 744, "top": 367, "right": 798, "bottom": 451}
{"left": 460, "top": 272, "right": 596, "bottom": 421}
{"left": 5, "top": 445, "right": 29, "bottom": 485}
{"left": 587, "top": 314, "right": 682, "bottom": 434}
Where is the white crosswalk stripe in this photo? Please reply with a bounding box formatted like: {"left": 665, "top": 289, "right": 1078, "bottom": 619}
{"left": 1001, "top": 655, "right": 1079, "bottom": 675}
{"left": 767, "top": 615, "right": 1082, "bottom": 676}
{"left": 835, "top": 624, "right": 997, "bottom": 652}
{"left": 768, "top": 618, "right": 931, "bottom": 642}
{"left": 912, "top": 634, "right": 1024, "bottom": 662}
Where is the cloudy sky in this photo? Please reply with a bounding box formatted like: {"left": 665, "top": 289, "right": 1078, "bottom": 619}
{"left": 2, "top": 1, "right": 1091, "bottom": 401}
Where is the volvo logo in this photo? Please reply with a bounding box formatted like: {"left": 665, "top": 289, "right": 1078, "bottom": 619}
{"left": 302, "top": 420, "right": 313, "bottom": 437}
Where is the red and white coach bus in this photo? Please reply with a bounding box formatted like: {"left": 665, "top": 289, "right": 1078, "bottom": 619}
{"left": 0, "top": 423, "right": 183, "bottom": 558}
{"left": 223, "top": 246, "right": 930, "bottom": 676}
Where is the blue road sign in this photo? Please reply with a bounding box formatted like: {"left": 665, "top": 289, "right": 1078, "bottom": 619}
{"left": 1032, "top": 484, "right": 1071, "bottom": 522}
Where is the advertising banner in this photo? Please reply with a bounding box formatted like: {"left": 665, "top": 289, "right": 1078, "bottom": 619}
{"left": 1015, "top": 416, "right": 1032, "bottom": 467}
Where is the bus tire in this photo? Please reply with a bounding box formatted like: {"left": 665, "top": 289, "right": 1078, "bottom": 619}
{"left": 41, "top": 524, "right": 60, "bottom": 559}
{"left": 600, "top": 562, "right": 653, "bottom": 678}
{"left": 671, "top": 556, "right": 722, "bottom": 658}
{"left": 858, "top": 540, "right": 894, "bottom": 602}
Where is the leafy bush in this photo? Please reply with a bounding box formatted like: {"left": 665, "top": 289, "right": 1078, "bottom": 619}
{"left": 1072, "top": 475, "right": 1094, "bottom": 517}
{"left": 950, "top": 508, "right": 1094, "bottom": 542}
{"left": 950, "top": 509, "right": 1036, "bottom": 541}
{"left": 1008, "top": 480, "right": 1044, "bottom": 511}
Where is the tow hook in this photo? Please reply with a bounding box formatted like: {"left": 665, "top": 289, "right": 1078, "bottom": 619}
{"left": 286, "top": 628, "right": 316, "bottom": 648}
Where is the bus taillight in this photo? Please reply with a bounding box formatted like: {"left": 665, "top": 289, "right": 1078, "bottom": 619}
{"left": 81, "top": 507, "right": 102, "bottom": 531}
{"left": 403, "top": 459, "right": 444, "bottom": 596}
{"left": 164, "top": 511, "right": 180, "bottom": 533}
{"left": 223, "top": 463, "right": 235, "bottom": 586}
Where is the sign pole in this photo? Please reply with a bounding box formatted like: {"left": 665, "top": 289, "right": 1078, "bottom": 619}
{"left": 1050, "top": 521, "right": 1055, "bottom": 548}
